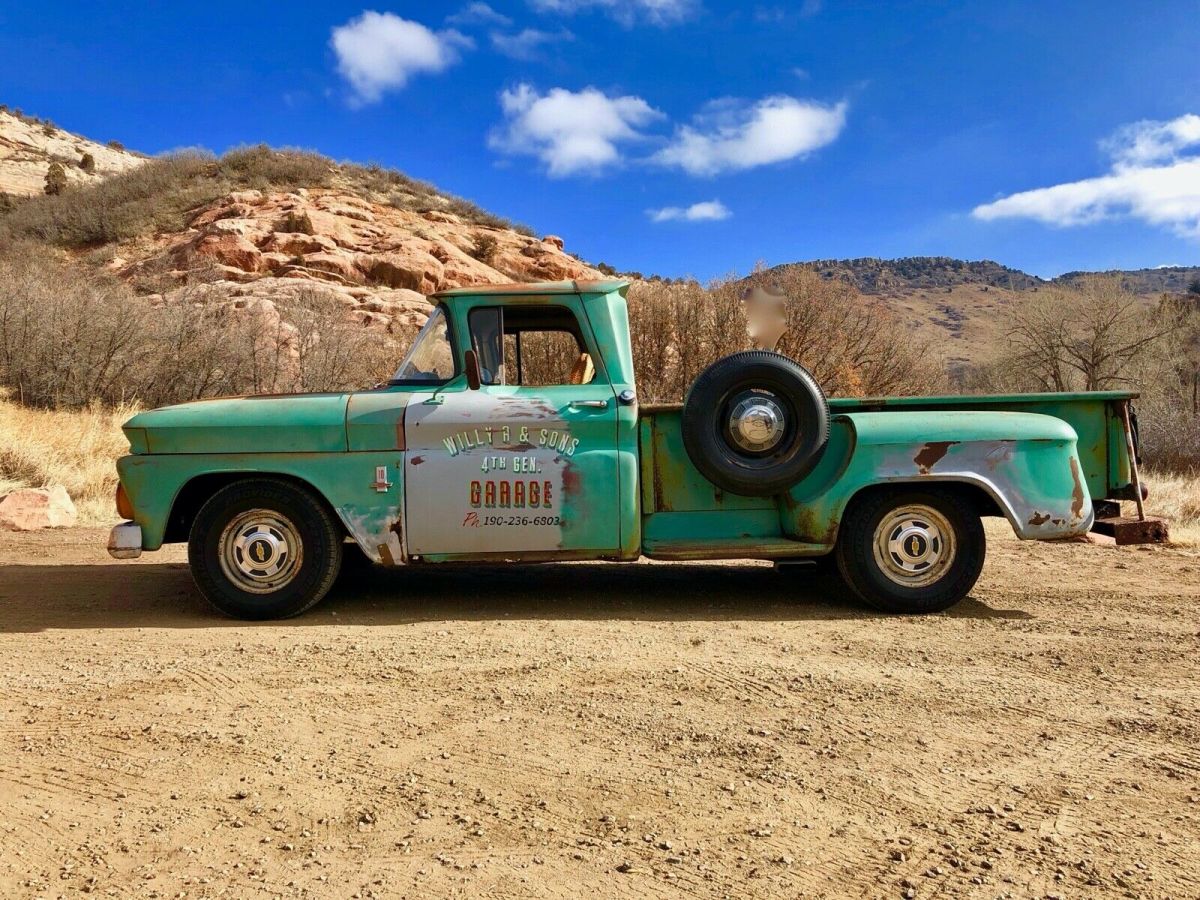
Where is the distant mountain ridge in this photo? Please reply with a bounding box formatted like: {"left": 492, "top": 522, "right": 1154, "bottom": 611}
{"left": 776, "top": 256, "right": 1200, "bottom": 297}
{"left": 758, "top": 257, "right": 1199, "bottom": 364}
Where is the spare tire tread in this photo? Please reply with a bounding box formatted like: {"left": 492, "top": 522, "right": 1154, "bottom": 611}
{"left": 680, "top": 351, "right": 830, "bottom": 497}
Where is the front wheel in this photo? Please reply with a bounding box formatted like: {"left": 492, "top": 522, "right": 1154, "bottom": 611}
{"left": 834, "top": 488, "right": 985, "bottom": 614}
{"left": 188, "top": 478, "right": 343, "bottom": 620}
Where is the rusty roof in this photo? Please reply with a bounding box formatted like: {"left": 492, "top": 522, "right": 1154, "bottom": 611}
{"left": 430, "top": 279, "right": 630, "bottom": 299}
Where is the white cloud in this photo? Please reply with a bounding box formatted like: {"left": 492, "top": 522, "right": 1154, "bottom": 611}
{"left": 973, "top": 114, "right": 1200, "bottom": 239}
{"left": 489, "top": 83, "right": 664, "bottom": 176}
{"left": 330, "top": 11, "right": 471, "bottom": 105}
{"left": 1102, "top": 114, "right": 1200, "bottom": 167}
{"left": 648, "top": 199, "right": 732, "bottom": 222}
{"left": 446, "top": 2, "right": 512, "bottom": 26}
{"left": 491, "top": 27, "right": 573, "bottom": 60}
{"left": 527, "top": 0, "right": 696, "bottom": 26}
{"left": 653, "top": 96, "right": 848, "bottom": 175}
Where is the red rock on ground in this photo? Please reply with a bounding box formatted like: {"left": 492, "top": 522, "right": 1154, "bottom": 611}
{"left": 0, "top": 486, "right": 78, "bottom": 531}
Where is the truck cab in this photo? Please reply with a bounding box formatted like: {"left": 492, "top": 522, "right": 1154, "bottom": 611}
{"left": 110, "top": 279, "right": 1160, "bottom": 620}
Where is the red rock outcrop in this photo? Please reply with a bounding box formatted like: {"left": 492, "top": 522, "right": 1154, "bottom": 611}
{"left": 113, "top": 186, "right": 602, "bottom": 337}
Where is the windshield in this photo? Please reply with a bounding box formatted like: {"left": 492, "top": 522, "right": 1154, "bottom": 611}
{"left": 391, "top": 306, "right": 455, "bottom": 383}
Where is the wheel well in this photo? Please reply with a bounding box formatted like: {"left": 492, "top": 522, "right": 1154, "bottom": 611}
{"left": 842, "top": 481, "right": 1005, "bottom": 524}
{"left": 162, "top": 473, "right": 346, "bottom": 544}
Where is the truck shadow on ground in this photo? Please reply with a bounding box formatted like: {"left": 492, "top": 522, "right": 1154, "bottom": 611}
{"left": 0, "top": 559, "right": 1031, "bottom": 633}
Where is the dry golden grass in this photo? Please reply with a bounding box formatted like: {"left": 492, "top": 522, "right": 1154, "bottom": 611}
{"left": 0, "top": 394, "right": 134, "bottom": 524}
{"left": 1137, "top": 468, "right": 1200, "bottom": 546}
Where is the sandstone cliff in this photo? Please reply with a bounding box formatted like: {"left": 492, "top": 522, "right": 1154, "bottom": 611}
{"left": 0, "top": 109, "right": 144, "bottom": 197}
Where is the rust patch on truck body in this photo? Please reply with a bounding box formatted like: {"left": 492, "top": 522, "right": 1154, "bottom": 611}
{"left": 914, "top": 441, "right": 960, "bottom": 474}
{"left": 1069, "top": 457, "right": 1085, "bottom": 520}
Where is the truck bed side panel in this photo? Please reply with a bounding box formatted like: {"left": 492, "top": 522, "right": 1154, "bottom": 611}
{"left": 639, "top": 403, "right": 1101, "bottom": 556}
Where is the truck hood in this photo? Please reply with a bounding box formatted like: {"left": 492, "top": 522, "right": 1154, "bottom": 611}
{"left": 124, "top": 393, "right": 350, "bottom": 455}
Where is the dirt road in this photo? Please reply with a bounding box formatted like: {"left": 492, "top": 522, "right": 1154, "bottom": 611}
{"left": 1, "top": 525, "right": 1198, "bottom": 898}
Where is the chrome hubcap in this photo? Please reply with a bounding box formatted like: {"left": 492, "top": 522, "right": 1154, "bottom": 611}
{"left": 219, "top": 510, "right": 303, "bottom": 594}
{"left": 728, "top": 394, "right": 786, "bottom": 452}
{"left": 873, "top": 505, "right": 956, "bottom": 587}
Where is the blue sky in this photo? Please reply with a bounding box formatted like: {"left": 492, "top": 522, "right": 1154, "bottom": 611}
{"left": 2, "top": 1, "right": 1198, "bottom": 280}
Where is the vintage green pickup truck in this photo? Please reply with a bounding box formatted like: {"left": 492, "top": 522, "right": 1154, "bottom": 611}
{"left": 109, "top": 278, "right": 1160, "bottom": 619}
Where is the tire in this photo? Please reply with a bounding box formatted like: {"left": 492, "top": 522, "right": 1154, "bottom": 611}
{"left": 188, "top": 478, "right": 344, "bottom": 620}
{"left": 834, "top": 488, "right": 985, "bottom": 614}
{"left": 681, "top": 351, "right": 830, "bottom": 497}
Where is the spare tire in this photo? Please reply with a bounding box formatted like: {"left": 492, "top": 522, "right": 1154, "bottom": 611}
{"left": 681, "top": 351, "right": 829, "bottom": 497}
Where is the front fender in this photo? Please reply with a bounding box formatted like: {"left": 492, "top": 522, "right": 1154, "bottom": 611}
{"left": 116, "top": 452, "right": 406, "bottom": 562}
{"left": 782, "top": 411, "right": 1093, "bottom": 543}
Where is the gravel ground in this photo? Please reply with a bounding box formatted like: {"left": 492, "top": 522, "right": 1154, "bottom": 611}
{"left": 1, "top": 523, "right": 1198, "bottom": 898}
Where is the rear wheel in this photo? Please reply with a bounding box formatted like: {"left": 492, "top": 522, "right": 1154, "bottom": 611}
{"left": 834, "top": 488, "right": 984, "bottom": 614}
{"left": 188, "top": 479, "right": 343, "bottom": 620}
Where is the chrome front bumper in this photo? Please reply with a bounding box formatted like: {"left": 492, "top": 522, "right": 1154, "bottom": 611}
{"left": 107, "top": 522, "right": 143, "bottom": 559}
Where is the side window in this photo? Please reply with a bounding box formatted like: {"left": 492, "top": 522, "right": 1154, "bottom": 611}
{"left": 468, "top": 307, "right": 505, "bottom": 385}
{"left": 507, "top": 331, "right": 591, "bottom": 386}
{"left": 470, "top": 305, "right": 597, "bottom": 387}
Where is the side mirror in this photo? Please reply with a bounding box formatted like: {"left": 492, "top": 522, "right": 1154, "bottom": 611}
{"left": 464, "top": 349, "right": 482, "bottom": 390}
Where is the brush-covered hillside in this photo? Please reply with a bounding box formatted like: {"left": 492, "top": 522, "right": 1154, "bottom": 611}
{"left": 764, "top": 257, "right": 1200, "bottom": 365}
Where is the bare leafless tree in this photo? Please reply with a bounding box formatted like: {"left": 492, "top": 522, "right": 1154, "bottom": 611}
{"left": 1003, "top": 277, "right": 1179, "bottom": 391}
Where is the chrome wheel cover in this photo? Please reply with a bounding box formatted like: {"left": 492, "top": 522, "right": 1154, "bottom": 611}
{"left": 218, "top": 509, "right": 303, "bottom": 594}
{"left": 872, "top": 504, "right": 956, "bottom": 588}
{"left": 727, "top": 392, "right": 787, "bottom": 453}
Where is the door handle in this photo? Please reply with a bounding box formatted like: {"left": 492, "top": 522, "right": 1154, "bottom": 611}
{"left": 569, "top": 399, "right": 608, "bottom": 409}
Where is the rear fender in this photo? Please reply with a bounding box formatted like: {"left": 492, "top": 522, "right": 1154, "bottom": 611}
{"left": 781, "top": 411, "right": 1094, "bottom": 543}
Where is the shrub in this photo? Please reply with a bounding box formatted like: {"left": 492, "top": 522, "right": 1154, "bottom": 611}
{"left": 79, "top": 152, "right": 96, "bottom": 173}
{"left": 0, "top": 242, "right": 148, "bottom": 406}
{"left": 276, "top": 209, "right": 315, "bottom": 234}
{"left": 220, "top": 144, "right": 332, "bottom": 189}
{"left": 0, "top": 244, "right": 397, "bottom": 408}
{"left": 44, "top": 162, "right": 68, "bottom": 196}
{"left": 106, "top": 139, "right": 124, "bottom": 150}
{"left": 469, "top": 232, "right": 498, "bottom": 263}
{"left": 42, "top": 122, "right": 56, "bottom": 136}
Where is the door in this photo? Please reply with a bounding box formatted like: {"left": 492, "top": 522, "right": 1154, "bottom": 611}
{"left": 403, "top": 301, "right": 621, "bottom": 559}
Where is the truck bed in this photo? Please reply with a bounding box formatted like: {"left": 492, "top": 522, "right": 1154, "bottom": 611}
{"left": 637, "top": 391, "right": 1140, "bottom": 559}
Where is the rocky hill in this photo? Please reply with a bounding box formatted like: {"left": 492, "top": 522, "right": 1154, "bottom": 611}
{"left": 1055, "top": 266, "right": 1200, "bottom": 295}
{"left": 0, "top": 109, "right": 143, "bottom": 197}
{"left": 0, "top": 129, "right": 599, "bottom": 348}
{"left": 790, "top": 257, "right": 1044, "bottom": 293}
{"left": 106, "top": 180, "right": 597, "bottom": 339}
